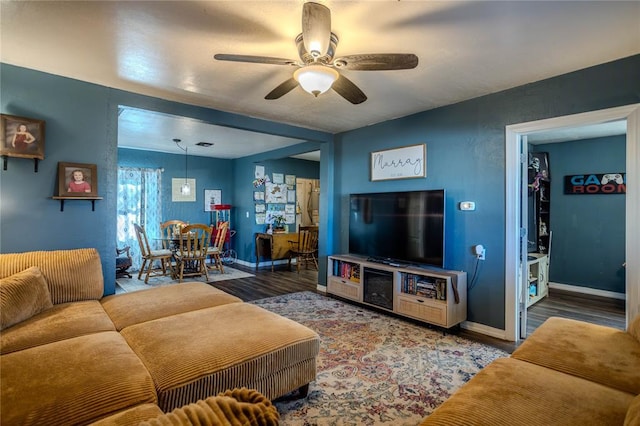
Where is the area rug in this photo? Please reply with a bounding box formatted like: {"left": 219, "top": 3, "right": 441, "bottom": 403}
{"left": 250, "top": 292, "right": 508, "bottom": 426}
{"left": 116, "top": 266, "right": 254, "bottom": 293}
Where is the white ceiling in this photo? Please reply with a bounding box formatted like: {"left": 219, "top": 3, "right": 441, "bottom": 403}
{"left": 118, "top": 106, "right": 309, "bottom": 159}
{"left": 1, "top": 1, "right": 638, "bottom": 159}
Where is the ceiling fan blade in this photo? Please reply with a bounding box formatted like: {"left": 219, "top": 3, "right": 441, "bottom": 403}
{"left": 332, "top": 75, "right": 367, "bottom": 104}
{"left": 333, "top": 54, "right": 419, "bottom": 71}
{"left": 302, "top": 2, "right": 331, "bottom": 57}
{"left": 265, "top": 78, "right": 299, "bottom": 100}
{"left": 214, "top": 54, "right": 298, "bottom": 66}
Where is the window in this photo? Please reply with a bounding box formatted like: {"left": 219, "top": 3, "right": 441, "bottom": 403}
{"left": 117, "top": 167, "right": 163, "bottom": 271}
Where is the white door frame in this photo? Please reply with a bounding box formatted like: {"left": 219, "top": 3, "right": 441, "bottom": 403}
{"left": 505, "top": 104, "right": 640, "bottom": 341}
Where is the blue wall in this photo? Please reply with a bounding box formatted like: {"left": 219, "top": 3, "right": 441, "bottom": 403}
{"left": 535, "top": 136, "right": 626, "bottom": 293}
{"left": 0, "top": 63, "right": 330, "bottom": 296}
{"left": 118, "top": 148, "right": 234, "bottom": 225}
{"left": 332, "top": 55, "right": 640, "bottom": 329}
{"left": 0, "top": 67, "right": 117, "bottom": 292}
{"left": 1, "top": 55, "right": 638, "bottom": 330}
{"left": 232, "top": 143, "right": 321, "bottom": 262}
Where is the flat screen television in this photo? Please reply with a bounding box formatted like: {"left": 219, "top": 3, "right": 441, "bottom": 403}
{"left": 349, "top": 189, "right": 445, "bottom": 268}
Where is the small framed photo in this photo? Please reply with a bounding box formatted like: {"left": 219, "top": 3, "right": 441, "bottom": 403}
{"left": 1, "top": 114, "right": 46, "bottom": 160}
{"left": 204, "top": 189, "right": 222, "bottom": 211}
{"left": 57, "top": 162, "right": 98, "bottom": 197}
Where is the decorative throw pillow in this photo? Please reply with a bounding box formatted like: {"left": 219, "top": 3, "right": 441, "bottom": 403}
{"left": 0, "top": 266, "right": 53, "bottom": 330}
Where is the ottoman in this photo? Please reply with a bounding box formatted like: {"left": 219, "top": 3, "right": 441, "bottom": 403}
{"left": 120, "top": 302, "right": 320, "bottom": 411}
{"left": 101, "top": 282, "right": 242, "bottom": 330}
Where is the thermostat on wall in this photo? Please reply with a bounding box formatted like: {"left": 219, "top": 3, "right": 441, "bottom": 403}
{"left": 459, "top": 201, "right": 476, "bottom": 211}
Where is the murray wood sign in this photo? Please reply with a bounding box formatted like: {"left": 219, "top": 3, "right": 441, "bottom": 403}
{"left": 564, "top": 173, "right": 626, "bottom": 195}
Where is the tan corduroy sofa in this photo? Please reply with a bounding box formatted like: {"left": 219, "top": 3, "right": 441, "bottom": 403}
{"left": 0, "top": 248, "right": 320, "bottom": 425}
{"left": 421, "top": 315, "right": 640, "bottom": 426}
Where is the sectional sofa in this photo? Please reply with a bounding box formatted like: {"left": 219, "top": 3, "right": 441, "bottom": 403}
{"left": 0, "top": 248, "right": 320, "bottom": 425}
{"left": 421, "top": 315, "right": 640, "bottom": 425}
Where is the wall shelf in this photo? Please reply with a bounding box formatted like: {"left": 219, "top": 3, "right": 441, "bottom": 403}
{"left": 2, "top": 155, "right": 40, "bottom": 172}
{"left": 52, "top": 196, "right": 103, "bottom": 212}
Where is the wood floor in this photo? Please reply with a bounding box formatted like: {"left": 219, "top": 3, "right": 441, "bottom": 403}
{"left": 209, "top": 263, "right": 627, "bottom": 354}
{"left": 209, "top": 262, "right": 320, "bottom": 301}
{"left": 526, "top": 288, "right": 626, "bottom": 335}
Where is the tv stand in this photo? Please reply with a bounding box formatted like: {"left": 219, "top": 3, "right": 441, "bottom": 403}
{"left": 327, "top": 255, "right": 467, "bottom": 329}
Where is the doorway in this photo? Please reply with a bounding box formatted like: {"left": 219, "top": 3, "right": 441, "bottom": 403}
{"left": 523, "top": 129, "right": 627, "bottom": 335}
{"left": 296, "top": 178, "right": 320, "bottom": 227}
{"left": 504, "top": 104, "right": 640, "bottom": 341}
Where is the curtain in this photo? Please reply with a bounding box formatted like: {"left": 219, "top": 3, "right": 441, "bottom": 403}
{"left": 117, "top": 167, "right": 163, "bottom": 271}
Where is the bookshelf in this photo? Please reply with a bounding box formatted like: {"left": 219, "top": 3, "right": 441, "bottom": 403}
{"left": 527, "top": 253, "right": 549, "bottom": 307}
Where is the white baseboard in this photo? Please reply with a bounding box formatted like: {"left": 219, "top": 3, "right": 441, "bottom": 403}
{"left": 548, "top": 282, "right": 625, "bottom": 300}
{"left": 461, "top": 321, "right": 510, "bottom": 341}
{"left": 235, "top": 259, "right": 292, "bottom": 269}
{"left": 234, "top": 259, "right": 251, "bottom": 268}
{"left": 317, "top": 284, "right": 327, "bottom": 293}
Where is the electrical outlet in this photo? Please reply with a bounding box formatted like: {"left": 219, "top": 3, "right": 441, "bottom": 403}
{"left": 478, "top": 247, "right": 486, "bottom": 260}
{"left": 474, "top": 244, "right": 486, "bottom": 260}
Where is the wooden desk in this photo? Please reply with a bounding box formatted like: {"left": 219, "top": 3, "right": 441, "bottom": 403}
{"left": 255, "top": 232, "right": 297, "bottom": 271}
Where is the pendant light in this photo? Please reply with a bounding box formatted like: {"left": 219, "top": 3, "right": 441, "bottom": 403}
{"left": 174, "top": 138, "right": 190, "bottom": 195}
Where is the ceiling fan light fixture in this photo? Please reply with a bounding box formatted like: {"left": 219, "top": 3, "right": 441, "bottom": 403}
{"left": 294, "top": 65, "right": 339, "bottom": 97}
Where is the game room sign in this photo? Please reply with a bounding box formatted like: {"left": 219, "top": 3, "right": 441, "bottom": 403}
{"left": 564, "top": 173, "right": 626, "bottom": 195}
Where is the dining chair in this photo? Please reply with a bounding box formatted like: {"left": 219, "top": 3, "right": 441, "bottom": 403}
{"left": 208, "top": 221, "right": 229, "bottom": 274}
{"left": 115, "top": 245, "right": 133, "bottom": 278}
{"left": 175, "top": 223, "right": 211, "bottom": 283}
{"left": 160, "top": 220, "right": 187, "bottom": 250}
{"left": 288, "top": 225, "right": 319, "bottom": 273}
{"left": 133, "top": 223, "right": 174, "bottom": 284}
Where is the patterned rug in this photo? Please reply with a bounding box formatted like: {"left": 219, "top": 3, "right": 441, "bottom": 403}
{"left": 250, "top": 292, "right": 508, "bottom": 426}
{"left": 116, "top": 266, "right": 254, "bottom": 293}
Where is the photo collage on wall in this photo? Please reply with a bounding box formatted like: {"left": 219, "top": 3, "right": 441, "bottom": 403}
{"left": 253, "top": 165, "right": 296, "bottom": 229}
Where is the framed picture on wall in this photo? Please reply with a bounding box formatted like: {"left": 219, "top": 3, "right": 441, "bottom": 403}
{"left": 172, "top": 178, "right": 196, "bottom": 202}
{"left": 57, "top": 162, "right": 98, "bottom": 197}
{"left": 1, "top": 114, "right": 46, "bottom": 160}
{"left": 370, "top": 143, "right": 426, "bottom": 181}
{"left": 204, "top": 189, "right": 222, "bottom": 211}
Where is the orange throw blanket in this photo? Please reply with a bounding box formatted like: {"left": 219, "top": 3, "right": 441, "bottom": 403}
{"left": 141, "top": 388, "right": 280, "bottom": 426}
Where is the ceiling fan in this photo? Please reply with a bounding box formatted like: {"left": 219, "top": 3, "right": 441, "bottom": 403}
{"left": 214, "top": 2, "right": 418, "bottom": 104}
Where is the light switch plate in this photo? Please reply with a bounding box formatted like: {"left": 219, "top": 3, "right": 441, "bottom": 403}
{"left": 460, "top": 201, "right": 476, "bottom": 211}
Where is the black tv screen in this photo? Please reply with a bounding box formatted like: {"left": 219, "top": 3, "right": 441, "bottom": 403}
{"left": 349, "top": 190, "right": 445, "bottom": 268}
